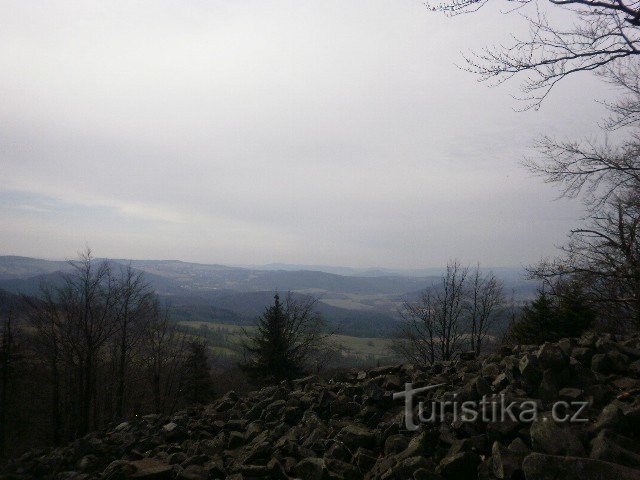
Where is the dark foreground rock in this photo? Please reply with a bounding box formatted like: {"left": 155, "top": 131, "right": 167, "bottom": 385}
{"left": 522, "top": 453, "right": 640, "bottom": 480}
{"left": 2, "top": 332, "right": 640, "bottom": 479}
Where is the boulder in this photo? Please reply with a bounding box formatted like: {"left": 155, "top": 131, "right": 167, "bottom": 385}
{"left": 384, "top": 434, "right": 410, "bottom": 455}
{"left": 293, "top": 457, "right": 328, "bottom": 480}
{"left": 103, "top": 460, "right": 138, "bottom": 479}
{"left": 591, "top": 354, "right": 612, "bottom": 374}
{"left": 4, "top": 332, "right": 640, "bottom": 480}
{"left": 413, "top": 469, "right": 445, "bottom": 480}
{"left": 336, "top": 425, "right": 375, "bottom": 450}
{"left": 227, "top": 431, "right": 245, "bottom": 449}
{"left": 522, "top": 452, "right": 640, "bottom": 480}
{"left": 571, "top": 347, "right": 593, "bottom": 365}
{"left": 536, "top": 343, "right": 566, "bottom": 370}
{"left": 518, "top": 354, "right": 540, "bottom": 383}
{"left": 538, "top": 368, "right": 569, "bottom": 402}
{"left": 588, "top": 402, "right": 627, "bottom": 436}
{"left": 354, "top": 447, "right": 377, "bottom": 471}
{"left": 177, "top": 465, "right": 207, "bottom": 480}
{"left": 492, "top": 441, "right": 525, "bottom": 480}
{"left": 558, "top": 387, "right": 583, "bottom": 401}
{"left": 530, "top": 415, "right": 585, "bottom": 456}
{"left": 590, "top": 429, "right": 640, "bottom": 469}
{"left": 436, "top": 452, "right": 481, "bottom": 479}
{"left": 130, "top": 458, "right": 172, "bottom": 480}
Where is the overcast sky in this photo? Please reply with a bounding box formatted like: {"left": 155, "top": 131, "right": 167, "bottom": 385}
{"left": 0, "top": 0, "right": 620, "bottom": 268}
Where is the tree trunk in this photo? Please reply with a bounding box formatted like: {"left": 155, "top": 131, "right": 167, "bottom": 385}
{"left": 51, "top": 359, "right": 61, "bottom": 444}
{"left": 0, "top": 315, "right": 11, "bottom": 455}
{"left": 79, "top": 351, "right": 93, "bottom": 435}
{"left": 115, "top": 308, "right": 128, "bottom": 419}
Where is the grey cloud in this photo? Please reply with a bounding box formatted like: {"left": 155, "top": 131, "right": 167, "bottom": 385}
{"left": 0, "top": 0, "right": 614, "bottom": 267}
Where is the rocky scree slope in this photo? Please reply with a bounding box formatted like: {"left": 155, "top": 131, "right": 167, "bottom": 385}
{"left": 3, "top": 332, "right": 640, "bottom": 479}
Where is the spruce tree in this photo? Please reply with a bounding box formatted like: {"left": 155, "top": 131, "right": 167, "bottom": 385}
{"left": 181, "top": 340, "right": 213, "bottom": 405}
{"left": 240, "top": 293, "right": 320, "bottom": 385}
{"left": 511, "top": 291, "right": 556, "bottom": 344}
{"left": 554, "top": 287, "right": 596, "bottom": 338}
{"left": 510, "top": 287, "right": 595, "bottom": 344}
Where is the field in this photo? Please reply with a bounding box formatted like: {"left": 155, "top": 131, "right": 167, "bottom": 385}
{"left": 178, "top": 320, "right": 399, "bottom": 366}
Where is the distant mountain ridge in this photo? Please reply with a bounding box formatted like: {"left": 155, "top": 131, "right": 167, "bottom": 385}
{"left": 236, "top": 263, "right": 408, "bottom": 277}
{"left": 0, "top": 255, "right": 71, "bottom": 280}
{"left": 0, "top": 255, "right": 537, "bottom": 338}
{"left": 0, "top": 256, "right": 435, "bottom": 295}
{"left": 0, "top": 256, "right": 427, "bottom": 337}
{"left": 238, "top": 263, "right": 531, "bottom": 281}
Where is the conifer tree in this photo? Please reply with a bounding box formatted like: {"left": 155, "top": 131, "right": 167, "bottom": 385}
{"left": 240, "top": 293, "right": 325, "bottom": 385}
{"left": 554, "top": 287, "right": 596, "bottom": 339}
{"left": 511, "top": 291, "right": 556, "bottom": 345}
{"left": 181, "top": 340, "right": 213, "bottom": 405}
{"left": 510, "top": 286, "right": 595, "bottom": 344}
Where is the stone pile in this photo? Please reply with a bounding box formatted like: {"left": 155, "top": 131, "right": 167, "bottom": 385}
{"left": 3, "top": 332, "right": 640, "bottom": 479}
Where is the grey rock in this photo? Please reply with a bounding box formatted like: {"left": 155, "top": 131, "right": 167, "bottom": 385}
{"left": 162, "top": 422, "right": 178, "bottom": 433}
{"left": 384, "top": 434, "right": 409, "bottom": 455}
{"left": 522, "top": 452, "right": 640, "bottom": 480}
{"left": 571, "top": 347, "right": 593, "bottom": 365}
{"left": 538, "top": 368, "right": 569, "bottom": 402}
{"left": 558, "top": 387, "right": 583, "bottom": 400}
{"left": 115, "top": 422, "right": 130, "bottom": 432}
{"left": 437, "top": 452, "right": 481, "bottom": 479}
{"left": 77, "top": 455, "right": 100, "bottom": 473}
{"left": 325, "top": 457, "right": 360, "bottom": 480}
{"left": 129, "top": 458, "right": 172, "bottom": 479}
{"left": 590, "top": 429, "right": 640, "bottom": 469}
{"left": 518, "top": 354, "right": 540, "bottom": 383}
{"left": 176, "top": 465, "right": 206, "bottom": 480}
{"left": 530, "top": 414, "right": 585, "bottom": 456}
{"left": 588, "top": 402, "right": 627, "bottom": 436}
{"left": 536, "top": 343, "right": 566, "bottom": 369}
{"left": 413, "top": 469, "right": 444, "bottom": 480}
{"left": 591, "top": 353, "right": 612, "bottom": 374}
{"left": 492, "top": 441, "right": 525, "bottom": 480}
{"left": 293, "top": 457, "right": 327, "bottom": 480}
{"left": 227, "top": 431, "right": 245, "bottom": 449}
{"left": 335, "top": 424, "right": 375, "bottom": 450}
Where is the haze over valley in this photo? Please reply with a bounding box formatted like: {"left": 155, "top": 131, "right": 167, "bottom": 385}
{"left": 0, "top": 255, "right": 536, "bottom": 341}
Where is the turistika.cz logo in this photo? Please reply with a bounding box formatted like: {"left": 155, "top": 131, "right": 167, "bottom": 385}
{"left": 393, "top": 383, "right": 589, "bottom": 431}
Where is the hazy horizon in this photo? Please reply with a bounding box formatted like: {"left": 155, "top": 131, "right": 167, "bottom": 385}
{"left": 0, "top": 252, "right": 532, "bottom": 274}
{"left": 1, "top": 1, "right": 617, "bottom": 268}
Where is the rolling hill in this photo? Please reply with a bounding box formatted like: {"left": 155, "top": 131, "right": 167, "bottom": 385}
{"left": 0, "top": 256, "right": 537, "bottom": 338}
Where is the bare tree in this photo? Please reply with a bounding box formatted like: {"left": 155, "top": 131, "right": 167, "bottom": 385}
{"left": 281, "top": 293, "right": 332, "bottom": 370}
{"left": 532, "top": 191, "right": 640, "bottom": 327}
{"left": 429, "top": 0, "right": 640, "bottom": 109}
{"left": 23, "top": 249, "right": 162, "bottom": 443}
{"left": 393, "top": 260, "right": 472, "bottom": 364}
{"left": 392, "top": 289, "right": 439, "bottom": 365}
{"left": 427, "top": 0, "right": 640, "bottom": 330}
{"left": 61, "top": 250, "right": 120, "bottom": 435}
{"left": 522, "top": 132, "right": 640, "bottom": 326}
{"left": 22, "top": 285, "right": 65, "bottom": 442}
{"left": 436, "top": 261, "right": 469, "bottom": 360}
{"left": 524, "top": 136, "right": 640, "bottom": 206}
{"left": 468, "top": 265, "right": 505, "bottom": 355}
{"left": 11, "top": 250, "right": 200, "bottom": 450}
{"left": 602, "top": 62, "right": 640, "bottom": 129}
{"left": 112, "top": 264, "right": 153, "bottom": 419}
{"left": 0, "top": 309, "right": 14, "bottom": 455}
{"left": 141, "top": 300, "right": 186, "bottom": 414}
